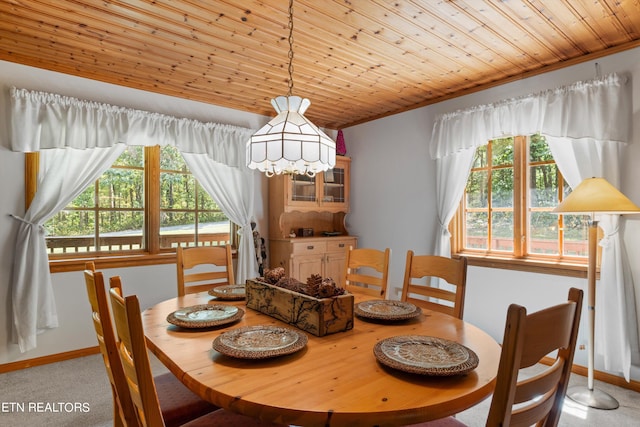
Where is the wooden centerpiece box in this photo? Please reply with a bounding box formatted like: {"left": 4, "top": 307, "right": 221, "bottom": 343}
{"left": 245, "top": 278, "right": 354, "bottom": 336}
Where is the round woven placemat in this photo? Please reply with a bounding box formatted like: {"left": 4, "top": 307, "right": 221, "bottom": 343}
{"left": 213, "top": 325, "right": 308, "bottom": 359}
{"left": 208, "top": 284, "right": 246, "bottom": 301}
{"left": 355, "top": 300, "right": 422, "bottom": 321}
{"left": 374, "top": 335, "right": 478, "bottom": 376}
{"left": 166, "top": 304, "right": 244, "bottom": 329}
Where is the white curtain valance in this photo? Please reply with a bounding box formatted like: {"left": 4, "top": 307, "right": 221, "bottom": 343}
{"left": 430, "top": 73, "right": 631, "bottom": 159}
{"left": 10, "top": 87, "right": 255, "bottom": 168}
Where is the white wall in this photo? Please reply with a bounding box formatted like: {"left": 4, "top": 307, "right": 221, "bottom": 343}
{"left": 2, "top": 48, "right": 640, "bottom": 383}
{"left": 345, "top": 46, "right": 640, "bottom": 382}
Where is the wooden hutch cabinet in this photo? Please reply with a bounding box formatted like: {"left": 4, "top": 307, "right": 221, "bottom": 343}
{"left": 268, "top": 156, "right": 356, "bottom": 285}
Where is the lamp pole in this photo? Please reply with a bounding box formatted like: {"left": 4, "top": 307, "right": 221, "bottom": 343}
{"left": 566, "top": 218, "right": 618, "bottom": 409}
{"left": 552, "top": 177, "right": 640, "bottom": 410}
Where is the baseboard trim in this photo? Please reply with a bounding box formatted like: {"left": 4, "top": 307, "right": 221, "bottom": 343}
{"left": 540, "top": 356, "right": 640, "bottom": 393}
{"left": 0, "top": 346, "right": 100, "bottom": 374}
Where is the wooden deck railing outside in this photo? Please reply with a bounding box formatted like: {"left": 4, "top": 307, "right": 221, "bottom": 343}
{"left": 46, "top": 232, "right": 230, "bottom": 254}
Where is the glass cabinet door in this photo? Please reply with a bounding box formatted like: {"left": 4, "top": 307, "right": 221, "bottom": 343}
{"left": 322, "top": 166, "right": 345, "bottom": 203}
{"left": 291, "top": 173, "right": 317, "bottom": 203}
{"left": 321, "top": 157, "right": 349, "bottom": 210}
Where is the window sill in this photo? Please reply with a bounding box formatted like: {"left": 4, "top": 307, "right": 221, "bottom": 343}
{"left": 453, "top": 253, "right": 589, "bottom": 278}
{"left": 49, "top": 253, "right": 177, "bottom": 273}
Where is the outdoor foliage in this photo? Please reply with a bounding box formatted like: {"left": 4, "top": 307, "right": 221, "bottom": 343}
{"left": 45, "top": 146, "right": 227, "bottom": 241}
{"left": 465, "top": 134, "right": 587, "bottom": 256}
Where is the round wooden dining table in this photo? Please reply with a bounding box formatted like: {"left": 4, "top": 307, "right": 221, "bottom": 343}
{"left": 142, "top": 291, "right": 500, "bottom": 427}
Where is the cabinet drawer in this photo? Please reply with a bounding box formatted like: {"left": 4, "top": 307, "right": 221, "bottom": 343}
{"left": 327, "top": 239, "right": 354, "bottom": 253}
{"left": 291, "top": 241, "right": 327, "bottom": 255}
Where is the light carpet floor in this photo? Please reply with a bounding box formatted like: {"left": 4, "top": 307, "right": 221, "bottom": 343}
{"left": 1, "top": 353, "right": 639, "bottom": 426}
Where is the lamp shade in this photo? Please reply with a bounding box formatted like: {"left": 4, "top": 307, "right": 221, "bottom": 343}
{"left": 552, "top": 177, "right": 640, "bottom": 215}
{"left": 247, "top": 96, "right": 336, "bottom": 177}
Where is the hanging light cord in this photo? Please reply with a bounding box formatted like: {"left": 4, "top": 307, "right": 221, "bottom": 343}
{"left": 287, "top": 0, "right": 294, "bottom": 97}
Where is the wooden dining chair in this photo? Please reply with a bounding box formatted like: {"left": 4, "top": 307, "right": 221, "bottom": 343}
{"left": 406, "top": 287, "right": 583, "bottom": 427}
{"left": 108, "top": 279, "right": 285, "bottom": 427}
{"left": 84, "top": 263, "right": 218, "bottom": 427}
{"left": 486, "top": 286, "right": 583, "bottom": 426}
{"left": 400, "top": 251, "right": 468, "bottom": 319}
{"left": 344, "top": 246, "right": 391, "bottom": 298}
{"left": 83, "top": 262, "right": 138, "bottom": 427}
{"left": 176, "top": 244, "right": 235, "bottom": 297}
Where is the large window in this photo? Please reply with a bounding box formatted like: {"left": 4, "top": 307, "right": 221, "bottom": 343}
{"left": 454, "top": 135, "right": 589, "bottom": 270}
{"left": 39, "top": 146, "right": 231, "bottom": 260}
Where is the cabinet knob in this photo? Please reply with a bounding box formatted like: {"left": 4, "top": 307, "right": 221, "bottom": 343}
{"left": 307, "top": 245, "right": 314, "bottom": 250}
{"left": 338, "top": 243, "right": 345, "bottom": 248}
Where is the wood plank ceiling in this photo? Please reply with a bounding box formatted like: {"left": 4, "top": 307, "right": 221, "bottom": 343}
{"left": 1, "top": 0, "right": 639, "bottom": 130}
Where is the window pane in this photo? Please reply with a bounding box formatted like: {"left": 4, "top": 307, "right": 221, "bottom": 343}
{"left": 45, "top": 146, "right": 145, "bottom": 254}
{"left": 466, "top": 170, "right": 488, "bottom": 208}
{"left": 563, "top": 215, "right": 589, "bottom": 256}
{"left": 161, "top": 212, "right": 195, "bottom": 248}
{"left": 68, "top": 186, "right": 95, "bottom": 208}
{"left": 99, "top": 169, "right": 143, "bottom": 209}
{"left": 197, "top": 183, "right": 219, "bottom": 211}
{"left": 159, "top": 146, "right": 230, "bottom": 249}
{"left": 560, "top": 181, "right": 588, "bottom": 257}
{"left": 491, "top": 168, "right": 513, "bottom": 208}
{"left": 161, "top": 146, "right": 187, "bottom": 171}
{"left": 99, "top": 211, "right": 144, "bottom": 251}
{"left": 529, "top": 211, "right": 559, "bottom": 255}
{"left": 114, "top": 146, "right": 144, "bottom": 167}
{"left": 161, "top": 172, "right": 195, "bottom": 210}
{"left": 198, "top": 219, "right": 231, "bottom": 246}
{"left": 491, "top": 137, "right": 513, "bottom": 166}
{"left": 530, "top": 164, "right": 558, "bottom": 208}
{"left": 529, "top": 134, "right": 553, "bottom": 162}
{"left": 472, "top": 145, "right": 488, "bottom": 169}
{"left": 465, "top": 212, "right": 488, "bottom": 249}
{"left": 46, "top": 211, "right": 96, "bottom": 253}
{"left": 492, "top": 211, "right": 513, "bottom": 251}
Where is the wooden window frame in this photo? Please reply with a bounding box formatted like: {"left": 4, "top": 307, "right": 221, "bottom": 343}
{"left": 25, "top": 147, "right": 235, "bottom": 273}
{"left": 451, "top": 136, "right": 591, "bottom": 278}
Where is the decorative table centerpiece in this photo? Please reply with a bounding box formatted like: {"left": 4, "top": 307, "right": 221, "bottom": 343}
{"left": 246, "top": 267, "right": 354, "bottom": 336}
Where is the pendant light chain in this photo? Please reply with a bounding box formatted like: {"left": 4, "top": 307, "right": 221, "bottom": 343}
{"left": 287, "top": 0, "right": 294, "bottom": 97}
{"left": 246, "top": 0, "right": 336, "bottom": 177}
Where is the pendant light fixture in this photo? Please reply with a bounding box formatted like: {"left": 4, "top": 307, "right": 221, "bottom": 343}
{"left": 246, "top": 0, "right": 336, "bottom": 177}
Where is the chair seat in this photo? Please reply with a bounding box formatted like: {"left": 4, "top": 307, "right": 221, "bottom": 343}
{"left": 183, "top": 408, "right": 287, "bottom": 426}
{"left": 155, "top": 372, "right": 218, "bottom": 427}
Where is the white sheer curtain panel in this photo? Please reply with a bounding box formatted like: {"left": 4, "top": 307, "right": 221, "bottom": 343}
{"left": 429, "top": 72, "right": 636, "bottom": 378}
{"left": 547, "top": 138, "right": 639, "bottom": 381}
{"left": 434, "top": 147, "right": 476, "bottom": 257}
{"left": 10, "top": 145, "right": 125, "bottom": 352}
{"left": 10, "top": 87, "right": 257, "bottom": 351}
{"left": 181, "top": 152, "right": 258, "bottom": 284}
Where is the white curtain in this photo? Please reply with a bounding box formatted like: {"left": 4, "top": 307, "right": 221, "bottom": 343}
{"left": 547, "top": 138, "right": 639, "bottom": 381}
{"left": 181, "top": 154, "right": 258, "bottom": 284}
{"left": 433, "top": 147, "right": 476, "bottom": 257}
{"left": 10, "top": 87, "right": 257, "bottom": 352}
{"left": 11, "top": 146, "right": 125, "bottom": 352}
{"left": 429, "top": 73, "right": 636, "bottom": 379}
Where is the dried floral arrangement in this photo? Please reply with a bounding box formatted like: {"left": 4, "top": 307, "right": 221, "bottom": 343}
{"left": 261, "top": 267, "right": 346, "bottom": 298}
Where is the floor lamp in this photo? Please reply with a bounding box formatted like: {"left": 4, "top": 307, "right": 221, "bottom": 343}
{"left": 552, "top": 177, "right": 640, "bottom": 409}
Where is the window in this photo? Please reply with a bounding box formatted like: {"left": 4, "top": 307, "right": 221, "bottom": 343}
{"left": 158, "top": 146, "right": 230, "bottom": 249}
{"left": 453, "top": 135, "right": 589, "bottom": 274}
{"left": 30, "top": 146, "right": 232, "bottom": 267}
